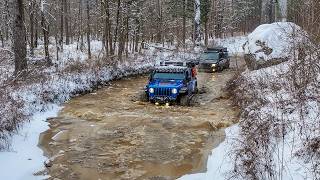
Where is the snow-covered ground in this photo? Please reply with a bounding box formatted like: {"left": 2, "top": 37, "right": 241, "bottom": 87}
{"left": 0, "top": 105, "right": 61, "bottom": 180}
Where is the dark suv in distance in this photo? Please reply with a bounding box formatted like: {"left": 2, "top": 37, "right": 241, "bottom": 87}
{"left": 198, "top": 47, "right": 230, "bottom": 72}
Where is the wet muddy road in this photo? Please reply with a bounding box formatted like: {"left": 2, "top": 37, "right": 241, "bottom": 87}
{"left": 39, "top": 59, "right": 242, "bottom": 180}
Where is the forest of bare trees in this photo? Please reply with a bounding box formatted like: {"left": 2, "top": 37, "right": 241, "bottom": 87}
{"left": 0, "top": 0, "right": 319, "bottom": 73}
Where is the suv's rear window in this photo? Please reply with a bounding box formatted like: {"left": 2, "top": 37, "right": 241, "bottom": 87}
{"left": 153, "top": 72, "right": 185, "bottom": 80}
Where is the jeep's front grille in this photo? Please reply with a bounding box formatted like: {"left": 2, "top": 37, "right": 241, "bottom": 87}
{"left": 154, "top": 88, "right": 172, "bottom": 96}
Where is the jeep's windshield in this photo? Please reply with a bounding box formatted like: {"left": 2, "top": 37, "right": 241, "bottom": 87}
{"left": 200, "top": 52, "right": 219, "bottom": 62}
{"left": 153, "top": 72, "right": 185, "bottom": 80}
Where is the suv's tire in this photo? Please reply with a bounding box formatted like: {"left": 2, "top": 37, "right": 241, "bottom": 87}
{"left": 179, "top": 95, "right": 190, "bottom": 106}
{"left": 139, "top": 91, "right": 149, "bottom": 102}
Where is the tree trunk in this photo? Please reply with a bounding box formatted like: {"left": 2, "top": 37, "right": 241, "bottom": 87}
{"left": 79, "top": 0, "right": 84, "bottom": 51}
{"left": 118, "top": 19, "right": 124, "bottom": 62}
{"left": 204, "top": 20, "right": 208, "bottom": 47}
{"left": 86, "top": 0, "right": 91, "bottom": 59}
{"left": 102, "top": 0, "right": 111, "bottom": 56}
{"left": 41, "top": 1, "right": 51, "bottom": 66}
{"left": 261, "top": 0, "right": 274, "bottom": 23}
{"left": 29, "top": 0, "right": 35, "bottom": 56}
{"left": 134, "top": 18, "right": 140, "bottom": 53}
{"left": 0, "top": 31, "right": 4, "bottom": 48}
{"left": 60, "top": 0, "right": 64, "bottom": 49}
{"left": 125, "top": 13, "right": 129, "bottom": 58}
{"left": 194, "top": 0, "right": 201, "bottom": 44}
{"left": 156, "top": 0, "right": 162, "bottom": 43}
{"left": 11, "top": 0, "right": 28, "bottom": 74}
{"left": 4, "top": 0, "right": 10, "bottom": 41}
{"left": 34, "top": 8, "right": 38, "bottom": 48}
{"left": 105, "top": 0, "right": 113, "bottom": 55}
{"left": 64, "top": 0, "right": 70, "bottom": 45}
{"left": 182, "top": 0, "right": 187, "bottom": 47}
{"left": 114, "top": 0, "right": 121, "bottom": 54}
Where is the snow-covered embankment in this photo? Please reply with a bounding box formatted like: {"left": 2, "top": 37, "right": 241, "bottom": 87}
{"left": 180, "top": 22, "right": 319, "bottom": 180}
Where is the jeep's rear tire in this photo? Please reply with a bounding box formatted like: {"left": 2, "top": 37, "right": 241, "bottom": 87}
{"left": 194, "top": 83, "right": 198, "bottom": 94}
{"left": 226, "top": 62, "right": 230, "bottom": 69}
{"left": 179, "top": 95, "right": 190, "bottom": 106}
{"left": 139, "top": 91, "right": 149, "bottom": 102}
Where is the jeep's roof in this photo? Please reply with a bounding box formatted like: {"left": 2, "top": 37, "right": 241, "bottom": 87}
{"left": 157, "top": 60, "right": 197, "bottom": 67}
{"left": 154, "top": 66, "right": 187, "bottom": 73}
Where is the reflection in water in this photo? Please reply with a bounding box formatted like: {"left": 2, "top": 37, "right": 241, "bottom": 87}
{"left": 211, "top": 75, "right": 216, "bottom": 81}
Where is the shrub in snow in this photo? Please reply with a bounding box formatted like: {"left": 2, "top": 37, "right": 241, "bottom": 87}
{"left": 227, "top": 36, "right": 320, "bottom": 179}
{"left": 243, "top": 22, "right": 307, "bottom": 70}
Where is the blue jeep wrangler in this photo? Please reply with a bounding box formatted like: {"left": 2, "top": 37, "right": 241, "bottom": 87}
{"left": 141, "top": 61, "right": 198, "bottom": 106}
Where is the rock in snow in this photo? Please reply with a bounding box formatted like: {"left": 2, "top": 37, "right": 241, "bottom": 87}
{"left": 243, "top": 22, "right": 306, "bottom": 70}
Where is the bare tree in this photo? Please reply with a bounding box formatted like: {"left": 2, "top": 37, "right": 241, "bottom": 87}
{"left": 40, "top": 0, "right": 52, "bottom": 65}
{"left": 86, "top": 0, "right": 91, "bottom": 59}
{"left": 64, "top": 0, "right": 70, "bottom": 45}
{"left": 194, "top": 0, "right": 201, "bottom": 44}
{"left": 11, "top": 0, "right": 27, "bottom": 74}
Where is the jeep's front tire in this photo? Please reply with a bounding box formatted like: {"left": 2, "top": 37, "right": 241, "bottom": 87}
{"left": 179, "top": 95, "right": 190, "bottom": 106}
{"left": 139, "top": 91, "right": 149, "bottom": 102}
{"left": 219, "top": 65, "right": 224, "bottom": 72}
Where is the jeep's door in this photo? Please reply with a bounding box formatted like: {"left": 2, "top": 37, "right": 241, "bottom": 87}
{"left": 187, "top": 70, "right": 196, "bottom": 94}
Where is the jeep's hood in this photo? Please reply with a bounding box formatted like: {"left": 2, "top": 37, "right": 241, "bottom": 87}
{"left": 149, "top": 79, "right": 184, "bottom": 88}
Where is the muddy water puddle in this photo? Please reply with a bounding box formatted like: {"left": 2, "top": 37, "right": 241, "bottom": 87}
{"left": 39, "top": 68, "right": 239, "bottom": 180}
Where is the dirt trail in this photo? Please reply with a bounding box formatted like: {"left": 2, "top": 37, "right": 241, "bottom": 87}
{"left": 39, "top": 59, "right": 242, "bottom": 180}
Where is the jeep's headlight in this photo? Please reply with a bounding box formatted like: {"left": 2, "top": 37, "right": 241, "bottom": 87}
{"left": 172, "top": 88, "right": 178, "bottom": 94}
{"left": 149, "top": 88, "right": 154, "bottom": 93}
{"left": 211, "top": 64, "right": 216, "bottom": 67}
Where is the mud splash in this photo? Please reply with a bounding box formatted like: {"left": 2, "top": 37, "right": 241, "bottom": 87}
{"left": 39, "top": 66, "right": 240, "bottom": 180}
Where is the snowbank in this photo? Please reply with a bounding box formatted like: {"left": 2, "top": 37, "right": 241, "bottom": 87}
{"left": 243, "top": 22, "right": 306, "bottom": 69}
{"left": 181, "top": 23, "right": 319, "bottom": 179}
{"left": 181, "top": 55, "right": 319, "bottom": 180}
{"left": 235, "top": 60, "right": 319, "bottom": 179}
{"left": 0, "top": 105, "right": 61, "bottom": 180}
{"left": 179, "top": 125, "right": 239, "bottom": 180}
